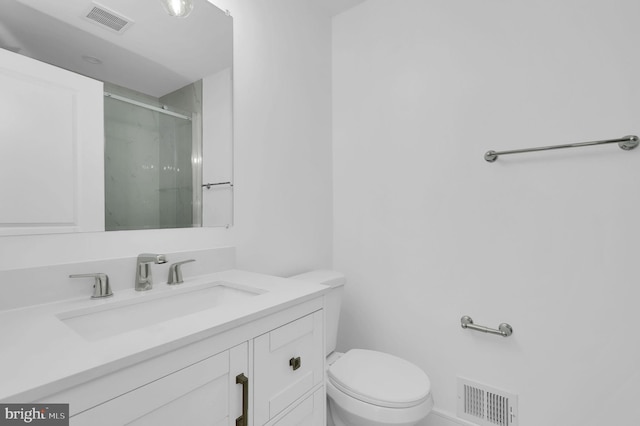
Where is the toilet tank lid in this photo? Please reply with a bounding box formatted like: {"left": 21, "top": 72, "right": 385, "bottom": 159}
{"left": 289, "top": 270, "right": 345, "bottom": 288}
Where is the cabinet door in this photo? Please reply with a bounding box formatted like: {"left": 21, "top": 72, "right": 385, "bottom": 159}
{"left": 71, "top": 343, "right": 248, "bottom": 426}
{"left": 253, "top": 311, "right": 324, "bottom": 426}
{"left": 0, "top": 48, "right": 104, "bottom": 235}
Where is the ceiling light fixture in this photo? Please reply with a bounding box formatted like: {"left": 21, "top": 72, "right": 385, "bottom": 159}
{"left": 161, "top": 0, "right": 194, "bottom": 18}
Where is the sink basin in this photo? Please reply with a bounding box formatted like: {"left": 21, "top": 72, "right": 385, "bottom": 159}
{"left": 57, "top": 281, "right": 263, "bottom": 340}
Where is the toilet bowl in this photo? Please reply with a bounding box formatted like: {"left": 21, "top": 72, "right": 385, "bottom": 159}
{"left": 290, "top": 271, "right": 433, "bottom": 426}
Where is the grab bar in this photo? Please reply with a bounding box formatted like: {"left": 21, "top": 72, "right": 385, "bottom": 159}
{"left": 484, "top": 135, "right": 638, "bottom": 162}
{"left": 460, "top": 316, "right": 513, "bottom": 337}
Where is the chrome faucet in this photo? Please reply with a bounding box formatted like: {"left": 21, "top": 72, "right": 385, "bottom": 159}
{"left": 135, "top": 253, "right": 167, "bottom": 291}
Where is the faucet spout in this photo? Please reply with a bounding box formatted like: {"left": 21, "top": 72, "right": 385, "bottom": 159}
{"left": 137, "top": 253, "right": 167, "bottom": 264}
{"left": 135, "top": 253, "right": 167, "bottom": 291}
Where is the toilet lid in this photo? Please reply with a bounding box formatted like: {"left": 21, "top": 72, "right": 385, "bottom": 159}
{"left": 327, "top": 349, "right": 431, "bottom": 409}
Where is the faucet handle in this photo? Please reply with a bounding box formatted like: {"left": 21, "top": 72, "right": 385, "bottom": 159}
{"left": 167, "top": 259, "right": 195, "bottom": 285}
{"left": 69, "top": 273, "right": 113, "bottom": 299}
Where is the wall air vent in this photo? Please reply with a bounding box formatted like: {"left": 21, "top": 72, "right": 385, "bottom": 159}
{"left": 84, "top": 3, "right": 133, "bottom": 34}
{"left": 457, "top": 378, "right": 518, "bottom": 426}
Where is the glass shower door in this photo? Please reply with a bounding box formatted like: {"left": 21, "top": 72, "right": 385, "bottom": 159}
{"left": 104, "top": 94, "right": 195, "bottom": 231}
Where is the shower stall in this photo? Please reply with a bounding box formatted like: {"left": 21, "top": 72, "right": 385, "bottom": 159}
{"left": 103, "top": 82, "right": 202, "bottom": 231}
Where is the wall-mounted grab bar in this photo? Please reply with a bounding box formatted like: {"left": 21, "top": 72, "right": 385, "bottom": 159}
{"left": 460, "top": 316, "right": 513, "bottom": 337}
{"left": 202, "top": 182, "right": 233, "bottom": 189}
{"left": 484, "top": 135, "right": 638, "bottom": 162}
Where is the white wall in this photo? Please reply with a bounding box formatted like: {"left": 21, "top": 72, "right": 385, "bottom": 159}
{"left": 333, "top": 1, "right": 640, "bottom": 425}
{"left": 0, "top": 0, "right": 332, "bottom": 276}
{"left": 214, "top": 0, "right": 333, "bottom": 275}
{"left": 203, "top": 68, "right": 233, "bottom": 227}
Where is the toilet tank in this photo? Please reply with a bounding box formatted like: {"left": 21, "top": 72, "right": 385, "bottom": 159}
{"left": 289, "top": 270, "right": 345, "bottom": 356}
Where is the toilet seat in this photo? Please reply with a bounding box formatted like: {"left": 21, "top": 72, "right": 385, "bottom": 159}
{"left": 327, "top": 349, "right": 432, "bottom": 409}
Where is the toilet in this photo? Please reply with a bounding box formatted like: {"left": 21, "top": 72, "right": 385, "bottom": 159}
{"left": 291, "top": 270, "right": 433, "bottom": 426}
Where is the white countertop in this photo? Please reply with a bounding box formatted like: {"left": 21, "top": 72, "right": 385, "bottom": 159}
{"left": 0, "top": 269, "right": 328, "bottom": 401}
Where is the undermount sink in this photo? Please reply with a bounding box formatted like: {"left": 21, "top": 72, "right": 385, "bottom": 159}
{"left": 56, "top": 281, "right": 264, "bottom": 340}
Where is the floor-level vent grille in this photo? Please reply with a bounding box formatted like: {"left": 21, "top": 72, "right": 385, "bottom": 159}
{"left": 457, "top": 378, "right": 518, "bottom": 426}
{"left": 84, "top": 3, "right": 133, "bottom": 33}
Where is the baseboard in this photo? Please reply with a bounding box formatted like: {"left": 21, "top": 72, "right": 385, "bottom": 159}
{"left": 424, "top": 409, "right": 478, "bottom": 426}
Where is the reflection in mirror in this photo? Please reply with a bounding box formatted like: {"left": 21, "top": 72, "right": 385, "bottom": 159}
{"left": 0, "top": 0, "right": 233, "bottom": 233}
{"left": 104, "top": 81, "right": 201, "bottom": 230}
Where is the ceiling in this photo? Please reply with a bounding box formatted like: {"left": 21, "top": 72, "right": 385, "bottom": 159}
{"left": 325, "top": 0, "right": 369, "bottom": 17}
{"left": 0, "top": 0, "right": 367, "bottom": 97}
{"left": 0, "top": 0, "right": 232, "bottom": 97}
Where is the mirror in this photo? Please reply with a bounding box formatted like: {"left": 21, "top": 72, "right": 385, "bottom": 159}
{"left": 0, "top": 0, "right": 233, "bottom": 232}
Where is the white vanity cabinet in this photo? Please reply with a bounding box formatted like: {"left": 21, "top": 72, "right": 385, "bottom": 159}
{"left": 36, "top": 297, "right": 325, "bottom": 426}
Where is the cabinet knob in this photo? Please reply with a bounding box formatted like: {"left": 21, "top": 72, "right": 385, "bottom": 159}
{"left": 289, "top": 357, "right": 301, "bottom": 371}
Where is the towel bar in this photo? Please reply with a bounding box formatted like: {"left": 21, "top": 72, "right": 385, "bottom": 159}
{"left": 485, "top": 135, "right": 638, "bottom": 162}
{"left": 202, "top": 182, "right": 233, "bottom": 189}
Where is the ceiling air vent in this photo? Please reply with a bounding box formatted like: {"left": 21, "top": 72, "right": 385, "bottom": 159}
{"left": 457, "top": 377, "right": 518, "bottom": 426}
{"left": 84, "top": 3, "right": 133, "bottom": 34}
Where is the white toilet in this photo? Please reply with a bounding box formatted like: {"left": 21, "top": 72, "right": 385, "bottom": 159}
{"left": 291, "top": 270, "right": 433, "bottom": 426}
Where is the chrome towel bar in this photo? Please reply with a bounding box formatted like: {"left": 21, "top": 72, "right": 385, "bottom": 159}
{"left": 460, "top": 316, "right": 513, "bottom": 337}
{"left": 202, "top": 182, "right": 233, "bottom": 189}
{"left": 485, "top": 135, "right": 638, "bottom": 162}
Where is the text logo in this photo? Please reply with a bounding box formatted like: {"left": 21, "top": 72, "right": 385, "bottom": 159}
{"left": 0, "top": 404, "right": 68, "bottom": 425}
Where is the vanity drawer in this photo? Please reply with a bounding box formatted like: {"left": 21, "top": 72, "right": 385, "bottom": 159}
{"left": 267, "top": 387, "right": 325, "bottom": 426}
{"left": 253, "top": 310, "right": 324, "bottom": 426}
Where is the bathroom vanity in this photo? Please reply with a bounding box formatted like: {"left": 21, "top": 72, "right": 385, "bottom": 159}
{"left": 0, "top": 269, "right": 327, "bottom": 426}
